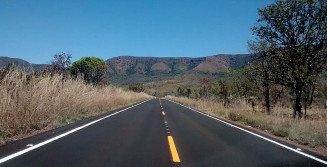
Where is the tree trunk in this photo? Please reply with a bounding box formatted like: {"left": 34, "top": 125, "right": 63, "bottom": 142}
{"left": 293, "top": 84, "right": 303, "bottom": 119}
{"left": 304, "top": 86, "right": 308, "bottom": 120}
{"left": 293, "top": 95, "right": 302, "bottom": 118}
{"left": 265, "top": 87, "right": 271, "bottom": 114}
{"left": 309, "top": 83, "right": 315, "bottom": 106}
{"left": 304, "top": 97, "right": 307, "bottom": 120}
{"left": 263, "top": 73, "right": 271, "bottom": 114}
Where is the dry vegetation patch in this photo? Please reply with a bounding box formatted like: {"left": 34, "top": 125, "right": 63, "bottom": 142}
{"left": 0, "top": 71, "right": 151, "bottom": 144}
{"left": 168, "top": 96, "right": 327, "bottom": 152}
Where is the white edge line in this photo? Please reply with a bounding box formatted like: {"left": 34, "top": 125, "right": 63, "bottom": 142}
{"left": 165, "top": 99, "right": 327, "bottom": 165}
{"left": 0, "top": 99, "right": 151, "bottom": 164}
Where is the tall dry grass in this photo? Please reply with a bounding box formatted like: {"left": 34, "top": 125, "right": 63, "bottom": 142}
{"left": 0, "top": 71, "right": 151, "bottom": 144}
{"left": 168, "top": 96, "right": 327, "bottom": 148}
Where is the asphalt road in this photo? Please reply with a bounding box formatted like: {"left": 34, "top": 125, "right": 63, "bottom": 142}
{"left": 0, "top": 99, "right": 326, "bottom": 167}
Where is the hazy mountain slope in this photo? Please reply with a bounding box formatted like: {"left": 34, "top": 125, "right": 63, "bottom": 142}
{"left": 106, "top": 56, "right": 205, "bottom": 75}
{"left": 0, "top": 56, "right": 47, "bottom": 71}
{"left": 0, "top": 57, "right": 31, "bottom": 68}
{"left": 106, "top": 54, "right": 249, "bottom": 85}
{"left": 1, "top": 54, "right": 250, "bottom": 85}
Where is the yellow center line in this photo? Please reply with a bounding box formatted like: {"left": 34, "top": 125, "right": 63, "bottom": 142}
{"left": 162, "top": 111, "right": 165, "bottom": 115}
{"left": 168, "top": 136, "right": 181, "bottom": 162}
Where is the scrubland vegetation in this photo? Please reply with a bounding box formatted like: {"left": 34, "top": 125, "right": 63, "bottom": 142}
{"left": 168, "top": 0, "right": 327, "bottom": 151}
{"left": 0, "top": 63, "right": 150, "bottom": 145}
{"left": 169, "top": 96, "right": 327, "bottom": 149}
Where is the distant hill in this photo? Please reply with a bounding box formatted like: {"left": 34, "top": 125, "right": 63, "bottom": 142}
{"left": 1, "top": 54, "right": 250, "bottom": 90}
{"left": 0, "top": 56, "right": 47, "bottom": 71}
{"left": 106, "top": 54, "right": 250, "bottom": 85}
{"left": 0, "top": 57, "right": 30, "bottom": 68}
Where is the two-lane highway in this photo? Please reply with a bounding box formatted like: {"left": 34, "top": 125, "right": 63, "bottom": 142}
{"left": 0, "top": 99, "right": 326, "bottom": 167}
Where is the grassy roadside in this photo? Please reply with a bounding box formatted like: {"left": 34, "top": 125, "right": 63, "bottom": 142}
{"left": 0, "top": 71, "right": 151, "bottom": 145}
{"left": 167, "top": 96, "right": 327, "bottom": 152}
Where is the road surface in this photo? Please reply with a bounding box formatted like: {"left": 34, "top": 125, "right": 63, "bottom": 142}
{"left": 0, "top": 99, "right": 326, "bottom": 167}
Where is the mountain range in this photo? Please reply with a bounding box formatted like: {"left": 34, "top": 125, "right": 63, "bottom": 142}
{"left": 106, "top": 54, "right": 249, "bottom": 84}
{"left": 0, "top": 56, "right": 47, "bottom": 72}
{"left": 0, "top": 54, "right": 250, "bottom": 88}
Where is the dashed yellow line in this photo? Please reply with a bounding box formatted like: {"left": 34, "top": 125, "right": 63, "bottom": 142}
{"left": 159, "top": 99, "right": 163, "bottom": 108}
{"left": 168, "top": 136, "right": 181, "bottom": 162}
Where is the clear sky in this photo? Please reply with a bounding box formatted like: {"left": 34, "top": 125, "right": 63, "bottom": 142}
{"left": 0, "top": 0, "right": 274, "bottom": 64}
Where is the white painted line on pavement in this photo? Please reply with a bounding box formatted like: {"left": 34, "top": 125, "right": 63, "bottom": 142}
{"left": 0, "top": 99, "right": 151, "bottom": 164}
{"left": 166, "top": 99, "right": 327, "bottom": 165}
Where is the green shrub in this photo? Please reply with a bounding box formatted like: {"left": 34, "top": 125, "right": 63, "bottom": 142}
{"left": 69, "top": 57, "right": 109, "bottom": 84}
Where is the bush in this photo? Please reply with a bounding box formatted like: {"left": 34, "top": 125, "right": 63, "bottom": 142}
{"left": 69, "top": 57, "right": 109, "bottom": 84}
{"left": 128, "top": 84, "right": 144, "bottom": 92}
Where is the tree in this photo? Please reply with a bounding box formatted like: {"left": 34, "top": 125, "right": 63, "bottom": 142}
{"left": 252, "top": 0, "right": 327, "bottom": 118}
{"left": 230, "top": 68, "right": 257, "bottom": 98}
{"left": 186, "top": 88, "right": 191, "bottom": 98}
{"left": 200, "top": 78, "right": 211, "bottom": 98}
{"left": 247, "top": 40, "right": 274, "bottom": 113}
{"left": 51, "top": 52, "right": 72, "bottom": 70}
{"left": 49, "top": 52, "right": 72, "bottom": 76}
{"left": 218, "top": 80, "right": 230, "bottom": 107}
{"left": 69, "top": 57, "right": 109, "bottom": 84}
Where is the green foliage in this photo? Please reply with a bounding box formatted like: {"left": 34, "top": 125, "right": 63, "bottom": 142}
{"left": 272, "top": 126, "right": 289, "bottom": 137}
{"left": 251, "top": 0, "right": 327, "bottom": 118}
{"left": 229, "top": 68, "right": 257, "bottom": 98}
{"left": 69, "top": 57, "right": 109, "bottom": 84}
{"left": 247, "top": 40, "right": 274, "bottom": 113}
{"left": 228, "top": 112, "right": 243, "bottom": 121}
{"left": 121, "top": 86, "right": 129, "bottom": 92}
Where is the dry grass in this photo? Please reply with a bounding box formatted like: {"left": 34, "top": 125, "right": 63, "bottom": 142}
{"left": 168, "top": 96, "right": 327, "bottom": 148}
{"left": 0, "top": 71, "right": 151, "bottom": 144}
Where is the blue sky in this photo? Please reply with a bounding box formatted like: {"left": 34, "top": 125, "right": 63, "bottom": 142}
{"left": 0, "top": 0, "right": 274, "bottom": 64}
